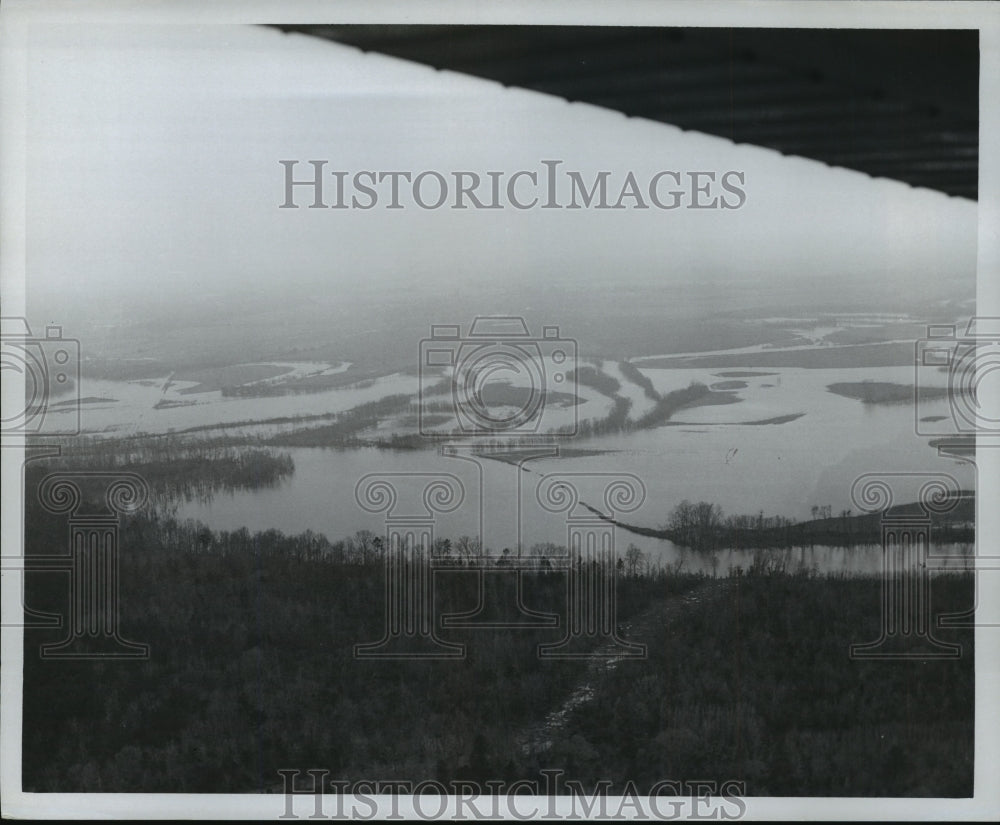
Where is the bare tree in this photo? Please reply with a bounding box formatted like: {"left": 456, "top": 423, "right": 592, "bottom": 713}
{"left": 625, "top": 543, "right": 645, "bottom": 577}
{"left": 433, "top": 537, "right": 453, "bottom": 562}
{"left": 665, "top": 500, "right": 723, "bottom": 552}
{"left": 454, "top": 535, "right": 482, "bottom": 566}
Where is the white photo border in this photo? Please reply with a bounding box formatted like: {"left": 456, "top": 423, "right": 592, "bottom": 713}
{"left": 1, "top": 0, "right": 997, "bottom": 820}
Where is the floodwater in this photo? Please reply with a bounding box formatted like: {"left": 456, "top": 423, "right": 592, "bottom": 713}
{"left": 67, "top": 357, "right": 975, "bottom": 572}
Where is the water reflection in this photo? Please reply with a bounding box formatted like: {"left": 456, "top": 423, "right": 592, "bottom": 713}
{"left": 653, "top": 543, "right": 974, "bottom": 577}
{"left": 106, "top": 359, "right": 974, "bottom": 573}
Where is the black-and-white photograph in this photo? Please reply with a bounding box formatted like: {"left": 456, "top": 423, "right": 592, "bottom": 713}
{"left": 2, "top": 1, "right": 998, "bottom": 820}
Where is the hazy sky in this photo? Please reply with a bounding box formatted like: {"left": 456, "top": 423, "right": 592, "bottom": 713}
{"left": 24, "top": 23, "right": 976, "bottom": 320}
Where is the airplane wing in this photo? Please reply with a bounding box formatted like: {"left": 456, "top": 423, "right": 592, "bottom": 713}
{"left": 270, "top": 25, "right": 978, "bottom": 200}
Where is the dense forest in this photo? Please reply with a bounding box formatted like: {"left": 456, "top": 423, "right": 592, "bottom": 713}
{"left": 21, "top": 506, "right": 676, "bottom": 792}
{"left": 21, "top": 491, "right": 974, "bottom": 796}
{"left": 27, "top": 437, "right": 295, "bottom": 502}
{"left": 547, "top": 572, "right": 974, "bottom": 796}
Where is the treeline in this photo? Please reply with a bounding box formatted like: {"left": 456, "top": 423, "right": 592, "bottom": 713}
{"left": 47, "top": 368, "right": 719, "bottom": 456}
{"left": 567, "top": 366, "right": 621, "bottom": 398}
{"left": 265, "top": 394, "right": 412, "bottom": 447}
{"left": 579, "top": 496, "right": 975, "bottom": 552}
{"left": 25, "top": 438, "right": 294, "bottom": 504}
{"left": 218, "top": 367, "right": 387, "bottom": 398}
{"left": 827, "top": 381, "right": 949, "bottom": 406}
{"left": 617, "top": 360, "right": 660, "bottom": 401}
{"left": 570, "top": 396, "right": 633, "bottom": 438}
{"left": 655, "top": 498, "right": 975, "bottom": 551}
{"left": 634, "top": 382, "right": 725, "bottom": 430}
{"left": 133, "top": 518, "right": 658, "bottom": 575}
{"left": 663, "top": 501, "right": 805, "bottom": 551}
{"left": 20, "top": 507, "right": 697, "bottom": 793}
{"left": 553, "top": 382, "right": 731, "bottom": 440}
